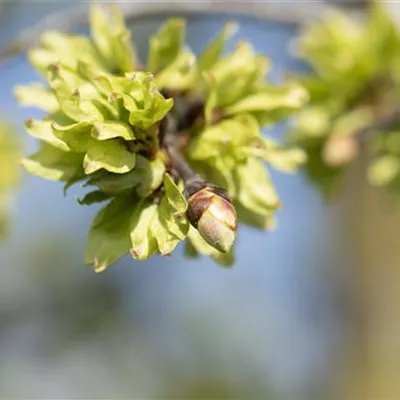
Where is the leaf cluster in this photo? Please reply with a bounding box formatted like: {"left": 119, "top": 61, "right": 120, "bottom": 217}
{"left": 17, "top": 4, "right": 307, "bottom": 271}
{"left": 291, "top": 3, "right": 400, "bottom": 195}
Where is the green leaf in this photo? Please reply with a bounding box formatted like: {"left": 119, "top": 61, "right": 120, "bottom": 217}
{"left": 130, "top": 201, "right": 158, "bottom": 260}
{"left": 48, "top": 69, "right": 102, "bottom": 122}
{"left": 155, "top": 50, "right": 197, "bottom": 91}
{"left": 83, "top": 139, "right": 136, "bottom": 174}
{"left": 233, "top": 158, "right": 280, "bottom": 225}
{"left": 223, "top": 83, "right": 308, "bottom": 118}
{"left": 15, "top": 84, "right": 58, "bottom": 113}
{"left": 128, "top": 92, "right": 173, "bottom": 130}
{"left": 198, "top": 21, "right": 238, "bottom": 71}
{"left": 91, "top": 121, "right": 135, "bottom": 141}
{"left": 40, "top": 30, "right": 103, "bottom": 71}
{"left": 28, "top": 48, "right": 59, "bottom": 76}
{"left": 263, "top": 145, "right": 307, "bottom": 173}
{"left": 51, "top": 120, "right": 93, "bottom": 152}
{"left": 24, "top": 119, "right": 70, "bottom": 151}
{"left": 206, "top": 42, "right": 269, "bottom": 108}
{"left": 90, "top": 4, "right": 137, "bottom": 74}
{"left": 150, "top": 173, "right": 189, "bottom": 255}
{"left": 22, "top": 142, "right": 84, "bottom": 182}
{"left": 93, "top": 155, "right": 165, "bottom": 197}
{"left": 188, "top": 114, "right": 261, "bottom": 165}
{"left": 291, "top": 106, "right": 331, "bottom": 140}
{"left": 147, "top": 18, "right": 186, "bottom": 72}
{"left": 253, "top": 137, "right": 307, "bottom": 173}
{"left": 77, "top": 190, "right": 112, "bottom": 205}
{"left": 85, "top": 195, "right": 135, "bottom": 272}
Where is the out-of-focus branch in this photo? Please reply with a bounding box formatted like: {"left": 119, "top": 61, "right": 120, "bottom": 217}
{"left": 0, "top": 1, "right": 365, "bottom": 64}
{"left": 357, "top": 109, "right": 400, "bottom": 144}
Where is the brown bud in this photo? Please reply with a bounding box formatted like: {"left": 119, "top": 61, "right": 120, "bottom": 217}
{"left": 186, "top": 186, "right": 237, "bottom": 253}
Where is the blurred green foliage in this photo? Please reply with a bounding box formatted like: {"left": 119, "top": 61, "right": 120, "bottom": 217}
{"left": 0, "top": 122, "right": 20, "bottom": 238}
{"left": 291, "top": 2, "right": 400, "bottom": 196}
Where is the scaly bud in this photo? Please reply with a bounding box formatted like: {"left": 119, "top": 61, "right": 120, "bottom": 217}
{"left": 185, "top": 181, "right": 237, "bottom": 253}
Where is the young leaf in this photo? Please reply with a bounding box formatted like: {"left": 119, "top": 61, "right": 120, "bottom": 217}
{"left": 150, "top": 174, "right": 189, "bottom": 255}
{"left": 155, "top": 50, "right": 197, "bottom": 91}
{"left": 85, "top": 195, "right": 136, "bottom": 272}
{"left": 22, "top": 142, "right": 84, "bottom": 182}
{"left": 51, "top": 120, "right": 93, "bottom": 152}
{"left": 198, "top": 21, "right": 238, "bottom": 71}
{"left": 77, "top": 190, "right": 112, "bottom": 205}
{"left": 90, "top": 4, "right": 137, "bottom": 73}
{"left": 223, "top": 84, "right": 308, "bottom": 118}
{"left": 83, "top": 139, "right": 136, "bottom": 174}
{"left": 93, "top": 155, "right": 165, "bottom": 197}
{"left": 25, "top": 119, "right": 70, "bottom": 151}
{"left": 14, "top": 84, "right": 59, "bottom": 113}
{"left": 206, "top": 42, "right": 269, "bottom": 108}
{"left": 130, "top": 201, "right": 158, "bottom": 260}
{"left": 41, "top": 30, "right": 103, "bottom": 71}
{"left": 91, "top": 121, "right": 135, "bottom": 141}
{"left": 147, "top": 18, "right": 186, "bottom": 72}
{"left": 233, "top": 158, "right": 280, "bottom": 224}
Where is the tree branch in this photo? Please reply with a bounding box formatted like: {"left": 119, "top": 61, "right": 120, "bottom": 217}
{"left": 357, "top": 109, "right": 400, "bottom": 144}
{"left": 0, "top": 1, "right": 365, "bottom": 64}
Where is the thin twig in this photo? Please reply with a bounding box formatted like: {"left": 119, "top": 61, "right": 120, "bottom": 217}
{"left": 161, "top": 114, "right": 199, "bottom": 183}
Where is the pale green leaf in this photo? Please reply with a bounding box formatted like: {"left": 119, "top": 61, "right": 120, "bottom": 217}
{"left": 233, "top": 158, "right": 280, "bottom": 222}
{"left": 22, "top": 142, "right": 84, "bottom": 182}
{"left": 28, "top": 48, "right": 59, "bottom": 76}
{"left": 91, "top": 121, "right": 135, "bottom": 141}
{"left": 130, "top": 201, "right": 158, "bottom": 260}
{"left": 224, "top": 84, "right": 308, "bottom": 116}
{"left": 51, "top": 120, "right": 92, "bottom": 152}
{"left": 189, "top": 114, "right": 261, "bottom": 165}
{"left": 85, "top": 195, "right": 135, "bottom": 272}
{"left": 207, "top": 42, "right": 269, "bottom": 107}
{"left": 15, "top": 83, "right": 58, "bottom": 113}
{"left": 150, "top": 174, "right": 189, "bottom": 255}
{"left": 83, "top": 139, "right": 136, "bottom": 174}
{"left": 128, "top": 92, "right": 173, "bottom": 130}
{"left": 24, "top": 119, "right": 70, "bottom": 151}
{"left": 147, "top": 18, "right": 185, "bottom": 72}
{"left": 94, "top": 155, "right": 165, "bottom": 197}
{"left": 40, "top": 30, "right": 103, "bottom": 70}
{"left": 90, "top": 4, "right": 137, "bottom": 73}
{"left": 155, "top": 50, "right": 197, "bottom": 91}
{"left": 198, "top": 21, "right": 238, "bottom": 71}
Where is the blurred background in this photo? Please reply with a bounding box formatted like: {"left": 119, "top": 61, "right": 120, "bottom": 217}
{"left": 0, "top": 1, "right": 398, "bottom": 399}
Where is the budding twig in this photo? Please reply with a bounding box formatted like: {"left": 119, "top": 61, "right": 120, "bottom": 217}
{"left": 160, "top": 103, "right": 237, "bottom": 253}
